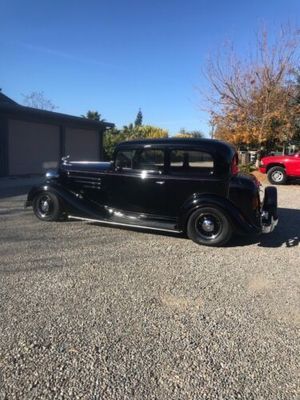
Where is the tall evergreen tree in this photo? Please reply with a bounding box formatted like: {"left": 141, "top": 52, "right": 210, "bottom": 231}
{"left": 134, "top": 109, "right": 143, "bottom": 127}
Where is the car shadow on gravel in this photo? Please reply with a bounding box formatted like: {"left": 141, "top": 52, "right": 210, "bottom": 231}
{"left": 229, "top": 207, "right": 300, "bottom": 248}
{"left": 258, "top": 206, "right": 299, "bottom": 248}
{"left": 287, "top": 179, "right": 300, "bottom": 185}
{"left": 88, "top": 207, "right": 299, "bottom": 248}
{"left": 89, "top": 221, "right": 185, "bottom": 239}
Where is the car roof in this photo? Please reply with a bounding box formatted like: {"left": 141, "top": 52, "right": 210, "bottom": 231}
{"left": 116, "top": 138, "right": 236, "bottom": 161}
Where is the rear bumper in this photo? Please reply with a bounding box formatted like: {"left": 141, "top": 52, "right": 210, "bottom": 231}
{"left": 261, "top": 186, "right": 278, "bottom": 234}
{"left": 261, "top": 212, "right": 278, "bottom": 233}
{"left": 259, "top": 166, "right": 266, "bottom": 173}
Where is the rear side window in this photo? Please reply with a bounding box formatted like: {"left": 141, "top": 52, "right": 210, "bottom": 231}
{"left": 133, "top": 149, "right": 165, "bottom": 171}
{"left": 169, "top": 150, "right": 214, "bottom": 175}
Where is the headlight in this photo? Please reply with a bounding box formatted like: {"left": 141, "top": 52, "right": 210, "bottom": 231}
{"left": 45, "top": 170, "right": 59, "bottom": 179}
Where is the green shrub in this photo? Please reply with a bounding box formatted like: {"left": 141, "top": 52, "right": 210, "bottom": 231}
{"left": 239, "top": 164, "right": 256, "bottom": 174}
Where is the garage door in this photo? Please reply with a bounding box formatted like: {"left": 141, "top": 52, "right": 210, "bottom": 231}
{"left": 8, "top": 120, "right": 60, "bottom": 175}
{"left": 65, "top": 128, "right": 99, "bottom": 161}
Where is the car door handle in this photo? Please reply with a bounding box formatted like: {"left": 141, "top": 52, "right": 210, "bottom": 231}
{"left": 155, "top": 181, "right": 165, "bottom": 185}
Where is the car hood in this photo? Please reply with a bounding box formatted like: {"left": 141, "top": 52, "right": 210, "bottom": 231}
{"left": 60, "top": 161, "right": 112, "bottom": 173}
{"left": 261, "top": 155, "right": 297, "bottom": 163}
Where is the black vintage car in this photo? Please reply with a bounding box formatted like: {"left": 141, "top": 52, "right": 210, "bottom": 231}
{"left": 25, "top": 138, "right": 278, "bottom": 246}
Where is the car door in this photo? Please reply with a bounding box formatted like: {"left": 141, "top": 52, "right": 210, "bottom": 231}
{"left": 165, "top": 147, "right": 228, "bottom": 216}
{"left": 289, "top": 153, "right": 300, "bottom": 176}
{"left": 105, "top": 146, "right": 168, "bottom": 215}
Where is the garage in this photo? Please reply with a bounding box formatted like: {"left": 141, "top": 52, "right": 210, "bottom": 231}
{"left": 0, "top": 92, "right": 114, "bottom": 176}
{"left": 65, "top": 127, "right": 99, "bottom": 161}
{"left": 8, "top": 120, "right": 60, "bottom": 175}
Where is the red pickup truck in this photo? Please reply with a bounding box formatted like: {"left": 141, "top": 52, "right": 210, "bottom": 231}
{"left": 259, "top": 152, "right": 300, "bottom": 184}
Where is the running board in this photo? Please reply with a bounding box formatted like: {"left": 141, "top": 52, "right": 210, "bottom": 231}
{"left": 68, "top": 215, "right": 182, "bottom": 233}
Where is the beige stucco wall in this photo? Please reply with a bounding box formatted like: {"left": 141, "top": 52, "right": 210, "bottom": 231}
{"left": 65, "top": 128, "right": 99, "bottom": 161}
{"left": 8, "top": 120, "right": 60, "bottom": 175}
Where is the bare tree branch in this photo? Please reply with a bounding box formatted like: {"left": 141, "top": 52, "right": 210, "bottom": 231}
{"left": 200, "top": 25, "right": 300, "bottom": 147}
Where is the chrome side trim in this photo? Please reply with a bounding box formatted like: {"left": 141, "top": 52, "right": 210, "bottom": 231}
{"left": 68, "top": 215, "right": 182, "bottom": 233}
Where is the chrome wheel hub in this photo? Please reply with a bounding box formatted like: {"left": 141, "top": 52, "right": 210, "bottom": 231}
{"left": 272, "top": 171, "right": 283, "bottom": 182}
{"left": 41, "top": 200, "right": 50, "bottom": 213}
{"left": 201, "top": 218, "right": 215, "bottom": 232}
{"left": 195, "top": 213, "right": 222, "bottom": 241}
{"left": 37, "top": 195, "right": 52, "bottom": 217}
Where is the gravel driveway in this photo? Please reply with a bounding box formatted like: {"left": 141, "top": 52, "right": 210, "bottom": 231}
{"left": 0, "top": 185, "right": 299, "bottom": 399}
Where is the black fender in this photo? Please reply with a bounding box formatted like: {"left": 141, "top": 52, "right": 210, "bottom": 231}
{"left": 178, "top": 193, "right": 261, "bottom": 234}
{"left": 25, "top": 182, "right": 106, "bottom": 220}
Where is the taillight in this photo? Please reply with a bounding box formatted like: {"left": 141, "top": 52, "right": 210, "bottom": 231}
{"left": 231, "top": 155, "right": 239, "bottom": 175}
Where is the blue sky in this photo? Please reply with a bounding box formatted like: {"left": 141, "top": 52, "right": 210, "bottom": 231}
{"left": 1, "top": 0, "right": 299, "bottom": 135}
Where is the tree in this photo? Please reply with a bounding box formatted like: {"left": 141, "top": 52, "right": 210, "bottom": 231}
{"left": 291, "top": 70, "right": 300, "bottom": 142}
{"left": 134, "top": 125, "right": 168, "bottom": 139}
{"left": 103, "top": 125, "right": 168, "bottom": 160}
{"left": 103, "top": 109, "right": 168, "bottom": 160}
{"left": 202, "top": 26, "right": 300, "bottom": 149}
{"left": 175, "top": 129, "right": 204, "bottom": 138}
{"left": 134, "top": 109, "right": 143, "bottom": 127}
{"left": 103, "top": 128, "right": 123, "bottom": 160}
{"left": 81, "top": 110, "right": 105, "bottom": 122}
{"left": 22, "top": 91, "right": 57, "bottom": 111}
{"left": 122, "top": 123, "right": 135, "bottom": 134}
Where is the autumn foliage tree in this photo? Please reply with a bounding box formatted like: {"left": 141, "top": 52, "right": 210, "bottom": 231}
{"left": 203, "top": 26, "right": 300, "bottom": 150}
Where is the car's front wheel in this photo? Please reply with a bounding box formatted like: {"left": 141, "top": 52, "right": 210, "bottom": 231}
{"left": 267, "top": 166, "right": 287, "bottom": 185}
{"left": 33, "top": 191, "right": 63, "bottom": 221}
{"left": 187, "top": 207, "right": 232, "bottom": 247}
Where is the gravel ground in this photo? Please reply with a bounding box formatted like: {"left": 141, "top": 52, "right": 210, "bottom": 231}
{"left": 0, "top": 185, "right": 299, "bottom": 399}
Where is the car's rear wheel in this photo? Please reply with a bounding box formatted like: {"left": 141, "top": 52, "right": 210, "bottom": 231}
{"left": 267, "top": 166, "right": 287, "bottom": 185}
{"left": 33, "top": 191, "right": 63, "bottom": 221}
{"left": 187, "top": 207, "right": 232, "bottom": 246}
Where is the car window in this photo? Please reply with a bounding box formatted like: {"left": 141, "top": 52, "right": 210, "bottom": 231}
{"left": 115, "top": 150, "right": 135, "bottom": 169}
{"left": 170, "top": 149, "right": 214, "bottom": 175}
{"left": 133, "top": 149, "right": 165, "bottom": 171}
